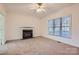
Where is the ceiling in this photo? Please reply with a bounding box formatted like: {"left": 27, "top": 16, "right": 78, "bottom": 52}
{"left": 4, "top": 3, "right": 74, "bottom": 18}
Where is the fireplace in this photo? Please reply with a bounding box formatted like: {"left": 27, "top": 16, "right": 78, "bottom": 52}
{"left": 22, "top": 29, "right": 33, "bottom": 39}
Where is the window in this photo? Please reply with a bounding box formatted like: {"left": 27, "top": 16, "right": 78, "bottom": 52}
{"left": 0, "top": 13, "right": 5, "bottom": 45}
{"left": 48, "top": 20, "right": 53, "bottom": 35}
{"left": 54, "top": 18, "right": 61, "bottom": 36}
{"left": 48, "top": 16, "right": 71, "bottom": 38}
{"left": 61, "top": 16, "right": 70, "bottom": 38}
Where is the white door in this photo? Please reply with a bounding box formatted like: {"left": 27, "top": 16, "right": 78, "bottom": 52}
{"left": 0, "top": 13, "right": 5, "bottom": 46}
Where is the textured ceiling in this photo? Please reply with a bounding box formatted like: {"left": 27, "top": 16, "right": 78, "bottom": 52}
{"left": 4, "top": 3, "right": 74, "bottom": 18}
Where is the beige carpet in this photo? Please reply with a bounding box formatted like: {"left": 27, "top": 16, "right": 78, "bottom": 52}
{"left": 3, "top": 36, "right": 79, "bottom": 55}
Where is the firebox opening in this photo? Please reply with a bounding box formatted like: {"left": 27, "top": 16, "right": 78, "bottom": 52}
{"left": 22, "top": 30, "right": 33, "bottom": 39}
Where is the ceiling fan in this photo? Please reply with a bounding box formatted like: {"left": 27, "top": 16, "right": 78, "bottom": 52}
{"left": 31, "top": 3, "right": 46, "bottom": 13}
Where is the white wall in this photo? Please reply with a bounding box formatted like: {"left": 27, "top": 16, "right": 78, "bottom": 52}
{"left": 41, "top": 4, "right": 79, "bottom": 47}
{"left": 6, "top": 13, "right": 41, "bottom": 40}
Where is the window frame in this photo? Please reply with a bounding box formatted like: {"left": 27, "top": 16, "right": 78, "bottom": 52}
{"left": 48, "top": 15, "right": 72, "bottom": 38}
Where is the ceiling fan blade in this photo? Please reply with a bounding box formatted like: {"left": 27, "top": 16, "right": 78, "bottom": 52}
{"left": 30, "top": 3, "right": 39, "bottom": 9}
{"left": 30, "top": 3, "right": 47, "bottom": 13}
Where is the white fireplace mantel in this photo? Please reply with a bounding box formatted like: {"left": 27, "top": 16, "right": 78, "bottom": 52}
{"left": 19, "top": 27, "right": 34, "bottom": 39}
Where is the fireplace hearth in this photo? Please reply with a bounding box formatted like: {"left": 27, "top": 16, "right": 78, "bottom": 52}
{"left": 22, "top": 29, "right": 33, "bottom": 39}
